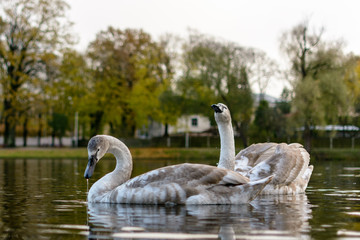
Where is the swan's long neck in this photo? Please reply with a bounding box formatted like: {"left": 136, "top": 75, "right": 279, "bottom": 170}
{"left": 88, "top": 136, "right": 133, "bottom": 201}
{"left": 217, "top": 121, "right": 235, "bottom": 170}
{"left": 108, "top": 136, "right": 133, "bottom": 180}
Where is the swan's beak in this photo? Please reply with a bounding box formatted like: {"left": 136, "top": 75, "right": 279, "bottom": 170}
{"left": 84, "top": 155, "right": 97, "bottom": 179}
{"left": 211, "top": 104, "right": 222, "bottom": 113}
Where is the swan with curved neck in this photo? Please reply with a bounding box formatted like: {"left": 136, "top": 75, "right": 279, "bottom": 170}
{"left": 211, "top": 103, "right": 313, "bottom": 195}
{"left": 84, "top": 135, "right": 272, "bottom": 204}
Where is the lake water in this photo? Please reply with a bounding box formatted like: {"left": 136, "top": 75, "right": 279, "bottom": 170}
{"left": 0, "top": 157, "right": 360, "bottom": 239}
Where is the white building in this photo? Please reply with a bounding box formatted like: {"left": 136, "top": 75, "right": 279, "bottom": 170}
{"left": 136, "top": 114, "right": 211, "bottom": 139}
{"left": 168, "top": 114, "right": 211, "bottom": 135}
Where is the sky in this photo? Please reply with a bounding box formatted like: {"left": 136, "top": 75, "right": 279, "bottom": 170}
{"left": 68, "top": 0, "right": 360, "bottom": 97}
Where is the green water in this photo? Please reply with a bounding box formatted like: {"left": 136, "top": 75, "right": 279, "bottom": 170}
{"left": 0, "top": 157, "right": 359, "bottom": 239}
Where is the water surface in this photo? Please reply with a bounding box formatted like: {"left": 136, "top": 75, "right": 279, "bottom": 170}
{"left": 0, "top": 157, "right": 359, "bottom": 239}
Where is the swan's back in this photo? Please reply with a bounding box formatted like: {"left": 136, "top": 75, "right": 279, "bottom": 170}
{"left": 89, "top": 163, "right": 271, "bottom": 204}
{"left": 235, "top": 143, "right": 313, "bottom": 194}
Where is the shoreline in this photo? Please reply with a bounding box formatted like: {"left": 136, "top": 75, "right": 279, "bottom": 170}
{"left": 0, "top": 147, "right": 359, "bottom": 160}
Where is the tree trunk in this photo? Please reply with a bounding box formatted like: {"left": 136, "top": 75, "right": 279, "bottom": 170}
{"left": 51, "top": 130, "right": 55, "bottom": 147}
{"left": 163, "top": 123, "right": 169, "bottom": 137}
{"left": 37, "top": 114, "right": 42, "bottom": 147}
{"left": 23, "top": 117, "right": 28, "bottom": 147}
{"left": 90, "top": 111, "right": 104, "bottom": 137}
{"left": 237, "top": 121, "right": 249, "bottom": 148}
{"left": 3, "top": 99, "right": 16, "bottom": 147}
{"left": 303, "top": 123, "right": 312, "bottom": 152}
{"left": 3, "top": 66, "right": 22, "bottom": 148}
{"left": 59, "top": 136, "right": 63, "bottom": 147}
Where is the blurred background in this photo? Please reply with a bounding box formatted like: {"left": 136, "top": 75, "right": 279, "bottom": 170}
{"left": 0, "top": 0, "right": 359, "bottom": 151}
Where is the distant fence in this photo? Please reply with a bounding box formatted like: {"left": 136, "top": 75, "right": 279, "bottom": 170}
{"left": 1, "top": 135, "right": 360, "bottom": 149}
{"left": 132, "top": 136, "right": 360, "bottom": 149}
{"left": 0, "top": 136, "right": 73, "bottom": 147}
{"left": 124, "top": 136, "right": 360, "bottom": 149}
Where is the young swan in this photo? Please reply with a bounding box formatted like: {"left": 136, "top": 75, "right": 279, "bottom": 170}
{"left": 211, "top": 103, "right": 313, "bottom": 195}
{"left": 211, "top": 103, "right": 235, "bottom": 170}
{"left": 84, "top": 135, "right": 272, "bottom": 204}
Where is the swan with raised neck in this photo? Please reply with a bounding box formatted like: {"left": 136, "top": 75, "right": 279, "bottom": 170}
{"left": 211, "top": 103, "right": 235, "bottom": 170}
{"left": 211, "top": 103, "right": 313, "bottom": 195}
{"left": 84, "top": 135, "right": 273, "bottom": 204}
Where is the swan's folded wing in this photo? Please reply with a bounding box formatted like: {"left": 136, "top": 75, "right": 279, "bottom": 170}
{"left": 246, "top": 143, "right": 309, "bottom": 185}
{"left": 107, "top": 163, "right": 262, "bottom": 204}
{"left": 274, "top": 143, "right": 312, "bottom": 185}
{"left": 218, "top": 170, "right": 250, "bottom": 185}
{"left": 235, "top": 143, "right": 278, "bottom": 166}
{"left": 125, "top": 163, "right": 249, "bottom": 188}
{"left": 290, "top": 143, "right": 310, "bottom": 182}
{"left": 272, "top": 144, "right": 300, "bottom": 184}
{"left": 244, "top": 143, "right": 288, "bottom": 181}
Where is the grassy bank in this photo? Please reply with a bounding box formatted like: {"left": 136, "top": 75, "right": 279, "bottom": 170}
{"left": 310, "top": 148, "right": 360, "bottom": 161}
{"left": 0, "top": 147, "right": 359, "bottom": 160}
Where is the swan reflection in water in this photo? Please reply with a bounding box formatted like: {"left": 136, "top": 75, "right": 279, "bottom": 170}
{"left": 86, "top": 194, "right": 312, "bottom": 239}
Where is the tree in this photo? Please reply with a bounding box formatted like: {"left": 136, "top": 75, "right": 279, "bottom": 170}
{"left": 250, "top": 87, "right": 293, "bottom": 142}
{"left": 0, "top": 0, "right": 73, "bottom": 146}
{"left": 275, "top": 87, "right": 292, "bottom": 115}
{"left": 281, "top": 20, "right": 350, "bottom": 151}
{"left": 156, "top": 34, "right": 181, "bottom": 137}
{"left": 343, "top": 57, "right": 360, "bottom": 114}
{"left": 280, "top": 19, "right": 324, "bottom": 81}
{"left": 158, "top": 90, "right": 183, "bottom": 137}
{"left": 86, "top": 27, "right": 170, "bottom": 137}
{"left": 53, "top": 49, "right": 90, "bottom": 143}
{"left": 253, "top": 100, "right": 273, "bottom": 141}
{"left": 249, "top": 49, "right": 279, "bottom": 99}
{"left": 48, "top": 112, "right": 68, "bottom": 147}
{"left": 180, "top": 31, "right": 254, "bottom": 147}
{"left": 227, "top": 65, "right": 253, "bottom": 147}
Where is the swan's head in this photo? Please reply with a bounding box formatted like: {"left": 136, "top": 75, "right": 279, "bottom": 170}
{"left": 211, "top": 103, "right": 231, "bottom": 124}
{"left": 84, "top": 135, "right": 110, "bottom": 179}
